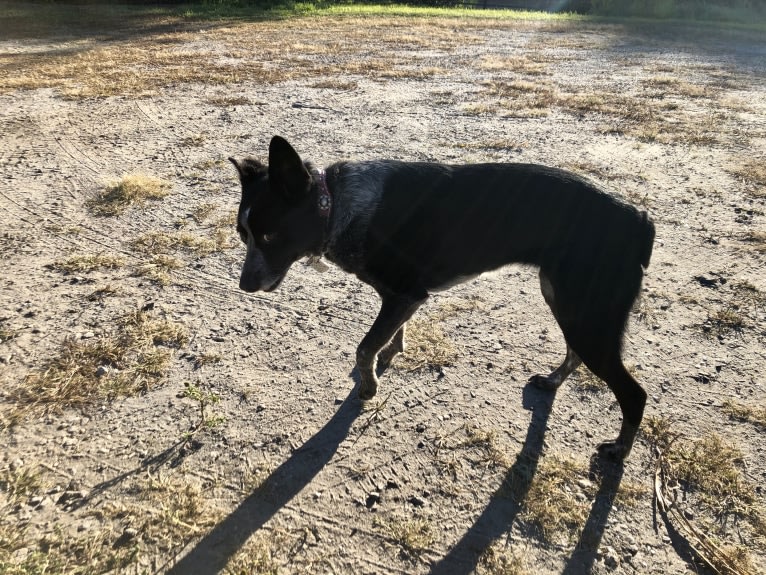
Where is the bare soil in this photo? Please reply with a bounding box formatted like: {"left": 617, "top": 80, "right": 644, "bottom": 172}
{"left": 1, "top": 7, "right": 765, "bottom": 575}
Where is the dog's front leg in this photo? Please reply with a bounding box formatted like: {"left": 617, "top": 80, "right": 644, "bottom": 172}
{"left": 357, "top": 291, "right": 426, "bottom": 400}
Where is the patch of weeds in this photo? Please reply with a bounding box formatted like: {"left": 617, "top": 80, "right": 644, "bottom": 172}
{"left": 572, "top": 366, "right": 606, "bottom": 393}
{"left": 479, "top": 54, "right": 550, "bottom": 76}
{"left": 134, "top": 254, "right": 184, "bottom": 286}
{"left": 647, "top": 416, "right": 766, "bottom": 566}
{"left": 0, "top": 463, "right": 43, "bottom": 504}
{"left": 702, "top": 305, "right": 746, "bottom": 337}
{"left": 375, "top": 516, "right": 434, "bottom": 561}
{"left": 0, "top": 522, "right": 136, "bottom": 575}
{"left": 131, "top": 230, "right": 218, "bottom": 256}
{"left": 191, "top": 202, "right": 218, "bottom": 224}
{"left": 224, "top": 529, "right": 290, "bottom": 575}
{"left": 459, "top": 424, "right": 509, "bottom": 470}
{"left": 7, "top": 309, "right": 187, "bottom": 424}
{"left": 181, "top": 134, "right": 205, "bottom": 147}
{"left": 193, "top": 352, "right": 222, "bottom": 369}
{"left": 206, "top": 95, "right": 252, "bottom": 107}
{"left": 0, "top": 320, "right": 19, "bottom": 343}
{"left": 88, "top": 174, "right": 172, "bottom": 216}
{"left": 50, "top": 253, "right": 126, "bottom": 274}
{"left": 721, "top": 400, "right": 766, "bottom": 431}
{"left": 86, "top": 284, "right": 119, "bottom": 301}
{"left": 181, "top": 383, "right": 225, "bottom": 431}
{"left": 310, "top": 78, "right": 357, "bottom": 90}
{"left": 396, "top": 315, "right": 457, "bottom": 372}
{"left": 514, "top": 454, "right": 593, "bottom": 545}
{"left": 740, "top": 230, "right": 766, "bottom": 253}
{"left": 478, "top": 545, "right": 529, "bottom": 575}
{"left": 729, "top": 158, "right": 766, "bottom": 198}
{"left": 139, "top": 474, "right": 219, "bottom": 547}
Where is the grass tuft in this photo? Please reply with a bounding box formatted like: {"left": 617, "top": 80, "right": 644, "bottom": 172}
{"left": 88, "top": 174, "right": 172, "bottom": 216}
{"left": 721, "top": 400, "right": 766, "bottom": 431}
{"left": 5, "top": 309, "right": 187, "bottom": 425}
{"left": 50, "top": 253, "right": 126, "bottom": 274}
{"left": 647, "top": 416, "right": 766, "bottom": 572}
{"left": 376, "top": 517, "right": 434, "bottom": 561}
{"left": 514, "top": 455, "right": 592, "bottom": 544}
{"left": 397, "top": 316, "right": 457, "bottom": 372}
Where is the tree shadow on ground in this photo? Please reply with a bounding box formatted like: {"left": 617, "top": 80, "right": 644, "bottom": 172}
{"left": 429, "top": 382, "right": 626, "bottom": 574}
{"left": 164, "top": 387, "right": 361, "bottom": 575}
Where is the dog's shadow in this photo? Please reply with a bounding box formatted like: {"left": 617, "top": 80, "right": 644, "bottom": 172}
{"left": 164, "top": 388, "right": 362, "bottom": 575}
{"left": 429, "top": 383, "right": 625, "bottom": 575}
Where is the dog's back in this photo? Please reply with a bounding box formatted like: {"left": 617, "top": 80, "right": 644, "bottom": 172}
{"left": 346, "top": 161, "right": 653, "bottom": 295}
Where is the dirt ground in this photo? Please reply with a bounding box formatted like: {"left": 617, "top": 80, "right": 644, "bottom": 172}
{"left": 1, "top": 6, "right": 765, "bottom": 575}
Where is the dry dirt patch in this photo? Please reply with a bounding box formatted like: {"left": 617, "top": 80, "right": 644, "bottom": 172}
{"left": 1, "top": 7, "right": 765, "bottom": 575}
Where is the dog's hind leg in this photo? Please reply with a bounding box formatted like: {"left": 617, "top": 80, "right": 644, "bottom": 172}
{"left": 357, "top": 290, "right": 426, "bottom": 400}
{"left": 585, "top": 353, "right": 646, "bottom": 459}
{"left": 530, "top": 270, "right": 582, "bottom": 390}
{"left": 377, "top": 325, "right": 406, "bottom": 374}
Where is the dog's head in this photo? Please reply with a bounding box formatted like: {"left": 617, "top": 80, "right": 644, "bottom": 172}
{"left": 230, "top": 136, "right": 324, "bottom": 293}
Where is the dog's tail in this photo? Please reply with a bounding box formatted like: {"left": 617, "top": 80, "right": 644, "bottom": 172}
{"left": 639, "top": 211, "right": 655, "bottom": 269}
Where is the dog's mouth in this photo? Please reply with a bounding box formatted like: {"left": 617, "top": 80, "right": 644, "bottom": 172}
{"left": 264, "top": 274, "right": 285, "bottom": 292}
{"left": 239, "top": 271, "right": 286, "bottom": 293}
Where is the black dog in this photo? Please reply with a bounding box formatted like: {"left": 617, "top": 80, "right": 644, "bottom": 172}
{"left": 230, "top": 136, "right": 655, "bottom": 459}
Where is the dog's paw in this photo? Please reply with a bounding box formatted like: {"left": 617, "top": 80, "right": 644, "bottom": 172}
{"left": 529, "top": 373, "right": 562, "bottom": 391}
{"left": 358, "top": 378, "right": 378, "bottom": 401}
{"left": 596, "top": 440, "right": 630, "bottom": 460}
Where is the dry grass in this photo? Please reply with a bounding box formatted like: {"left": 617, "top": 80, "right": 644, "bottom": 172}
{"left": 4, "top": 309, "right": 187, "bottom": 426}
{"left": 478, "top": 545, "right": 529, "bottom": 575}
{"left": 397, "top": 316, "right": 457, "bottom": 372}
{"left": 0, "top": 463, "right": 43, "bottom": 504}
{"left": 721, "top": 400, "right": 766, "bottom": 431}
{"left": 0, "top": 16, "right": 484, "bottom": 99}
{"left": 740, "top": 230, "right": 766, "bottom": 253}
{"left": 224, "top": 533, "right": 282, "bottom": 575}
{"left": 704, "top": 305, "right": 746, "bottom": 336}
{"left": 645, "top": 416, "right": 766, "bottom": 573}
{"left": 516, "top": 455, "right": 593, "bottom": 544}
{"left": 0, "top": 321, "right": 19, "bottom": 343}
{"left": 729, "top": 158, "right": 766, "bottom": 198}
{"left": 459, "top": 424, "right": 510, "bottom": 470}
{"left": 572, "top": 366, "right": 607, "bottom": 392}
{"left": 310, "top": 78, "right": 358, "bottom": 90}
{"left": 191, "top": 202, "right": 219, "bottom": 224}
{"left": 88, "top": 174, "right": 172, "bottom": 216}
{"left": 134, "top": 254, "right": 184, "bottom": 286}
{"left": 50, "top": 253, "right": 126, "bottom": 274}
{"left": 479, "top": 54, "right": 550, "bottom": 76}
{"left": 376, "top": 516, "right": 434, "bottom": 561}
{"left": 130, "top": 229, "right": 232, "bottom": 257}
{"left": 87, "top": 284, "right": 119, "bottom": 301}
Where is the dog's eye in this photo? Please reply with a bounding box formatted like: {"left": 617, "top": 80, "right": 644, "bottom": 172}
{"left": 262, "top": 233, "right": 276, "bottom": 244}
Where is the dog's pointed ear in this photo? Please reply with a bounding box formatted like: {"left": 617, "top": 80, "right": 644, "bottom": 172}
{"left": 268, "top": 136, "right": 311, "bottom": 201}
{"left": 228, "top": 157, "right": 244, "bottom": 181}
